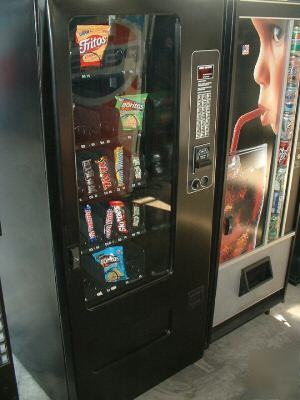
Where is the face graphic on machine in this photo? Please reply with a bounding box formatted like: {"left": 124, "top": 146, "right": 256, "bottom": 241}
{"left": 252, "top": 18, "right": 288, "bottom": 133}
{"left": 219, "top": 17, "right": 291, "bottom": 264}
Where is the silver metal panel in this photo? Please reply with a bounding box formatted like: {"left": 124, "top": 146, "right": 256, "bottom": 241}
{"left": 213, "top": 234, "right": 294, "bottom": 327}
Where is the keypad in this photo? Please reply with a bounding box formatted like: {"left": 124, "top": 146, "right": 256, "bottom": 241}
{"left": 196, "top": 91, "right": 211, "bottom": 139}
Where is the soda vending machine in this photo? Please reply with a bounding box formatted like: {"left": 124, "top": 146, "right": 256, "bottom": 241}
{"left": 211, "top": 0, "right": 300, "bottom": 339}
{"left": 0, "top": 0, "right": 224, "bottom": 398}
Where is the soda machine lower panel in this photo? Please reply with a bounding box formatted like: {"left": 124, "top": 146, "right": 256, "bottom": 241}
{"left": 213, "top": 234, "right": 294, "bottom": 327}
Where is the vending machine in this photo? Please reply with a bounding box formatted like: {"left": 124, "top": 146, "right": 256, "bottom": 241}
{"left": 0, "top": 0, "right": 224, "bottom": 398}
{"left": 211, "top": 0, "right": 300, "bottom": 339}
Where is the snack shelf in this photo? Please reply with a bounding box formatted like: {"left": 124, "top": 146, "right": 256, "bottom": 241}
{"left": 75, "top": 133, "right": 141, "bottom": 151}
{"left": 71, "top": 68, "right": 136, "bottom": 81}
{"left": 78, "top": 183, "right": 147, "bottom": 203}
{"left": 78, "top": 186, "right": 127, "bottom": 203}
{"left": 80, "top": 228, "right": 146, "bottom": 255}
{"left": 80, "top": 221, "right": 169, "bottom": 256}
{"left": 83, "top": 273, "right": 145, "bottom": 304}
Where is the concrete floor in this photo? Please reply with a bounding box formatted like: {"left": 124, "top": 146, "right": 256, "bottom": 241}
{"left": 15, "top": 284, "right": 300, "bottom": 400}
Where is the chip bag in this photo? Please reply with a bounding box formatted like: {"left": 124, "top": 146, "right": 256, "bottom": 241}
{"left": 92, "top": 246, "right": 128, "bottom": 283}
{"left": 75, "top": 25, "right": 110, "bottom": 68}
{"left": 115, "top": 94, "right": 148, "bottom": 131}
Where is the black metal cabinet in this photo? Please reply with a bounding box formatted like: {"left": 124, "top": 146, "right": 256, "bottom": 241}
{"left": 0, "top": 0, "right": 224, "bottom": 399}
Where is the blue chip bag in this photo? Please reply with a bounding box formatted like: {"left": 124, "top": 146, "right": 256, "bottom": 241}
{"left": 92, "top": 246, "right": 128, "bottom": 283}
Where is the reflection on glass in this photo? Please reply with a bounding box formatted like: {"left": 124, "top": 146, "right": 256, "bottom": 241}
{"left": 69, "top": 15, "right": 179, "bottom": 305}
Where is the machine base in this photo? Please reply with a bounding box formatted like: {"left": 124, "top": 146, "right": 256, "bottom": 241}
{"left": 211, "top": 290, "right": 284, "bottom": 342}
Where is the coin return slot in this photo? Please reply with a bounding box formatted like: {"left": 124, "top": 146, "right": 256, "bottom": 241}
{"left": 191, "top": 179, "right": 201, "bottom": 191}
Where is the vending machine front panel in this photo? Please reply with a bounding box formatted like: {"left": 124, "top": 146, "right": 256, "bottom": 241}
{"left": 46, "top": 0, "right": 224, "bottom": 398}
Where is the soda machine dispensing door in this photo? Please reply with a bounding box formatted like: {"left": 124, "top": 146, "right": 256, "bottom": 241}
{"left": 211, "top": 0, "right": 300, "bottom": 340}
{"left": 0, "top": 0, "right": 223, "bottom": 399}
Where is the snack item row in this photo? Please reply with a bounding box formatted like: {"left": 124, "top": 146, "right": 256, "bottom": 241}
{"left": 80, "top": 146, "right": 143, "bottom": 197}
{"left": 82, "top": 200, "right": 144, "bottom": 245}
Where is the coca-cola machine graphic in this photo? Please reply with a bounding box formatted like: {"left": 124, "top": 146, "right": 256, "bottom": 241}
{"left": 0, "top": 0, "right": 223, "bottom": 399}
{"left": 211, "top": 0, "right": 300, "bottom": 339}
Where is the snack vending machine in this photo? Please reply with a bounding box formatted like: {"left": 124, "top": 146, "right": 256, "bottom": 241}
{"left": 0, "top": 0, "right": 224, "bottom": 398}
{"left": 211, "top": 0, "right": 300, "bottom": 339}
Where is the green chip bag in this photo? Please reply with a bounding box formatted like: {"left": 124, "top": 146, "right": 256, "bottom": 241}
{"left": 115, "top": 93, "right": 148, "bottom": 131}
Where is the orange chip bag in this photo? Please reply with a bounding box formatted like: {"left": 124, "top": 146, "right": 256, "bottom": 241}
{"left": 75, "top": 25, "right": 110, "bottom": 68}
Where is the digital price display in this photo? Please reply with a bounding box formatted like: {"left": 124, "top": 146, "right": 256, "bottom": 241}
{"left": 197, "top": 64, "right": 214, "bottom": 80}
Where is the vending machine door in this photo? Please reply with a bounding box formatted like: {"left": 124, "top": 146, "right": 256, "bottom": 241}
{"left": 46, "top": 0, "right": 223, "bottom": 398}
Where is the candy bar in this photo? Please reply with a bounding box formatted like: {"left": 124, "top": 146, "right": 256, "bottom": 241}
{"left": 132, "top": 155, "right": 142, "bottom": 181}
{"left": 109, "top": 201, "right": 128, "bottom": 234}
{"left": 114, "top": 146, "right": 125, "bottom": 188}
{"left": 104, "top": 208, "right": 114, "bottom": 240}
{"left": 84, "top": 204, "right": 97, "bottom": 243}
{"left": 132, "top": 203, "right": 141, "bottom": 228}
{"left": 95, "top": 156, "right": 113, "bottom": 192}
{"left": 82, "top": 159, "right": 97, "bottom": 195}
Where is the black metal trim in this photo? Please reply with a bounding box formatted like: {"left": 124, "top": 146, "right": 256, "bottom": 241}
{"left": 206, "top": 0, "right": 236, "bottom": 348}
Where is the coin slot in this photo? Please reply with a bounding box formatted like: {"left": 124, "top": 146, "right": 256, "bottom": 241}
{"left": 193, "top": 145, "right": 211, "bottom": 173}
{"left": 191, "top": 179, "right": 201, "bottom": 191}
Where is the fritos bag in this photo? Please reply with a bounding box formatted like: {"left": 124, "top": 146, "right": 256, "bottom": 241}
{"left": 75, "top": 25, "right": 110, "bottom": 68}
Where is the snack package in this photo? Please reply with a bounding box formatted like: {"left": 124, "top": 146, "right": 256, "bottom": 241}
{"left": 75, "top": 25, "right": 110, "bottom": 69}
{"left": 92, "top": 246, "right": 128, "bottom": 283}
{"left": 95, "top": 156, "right": 113, "bottom": 192}
{"left": 104, "top": 208, "right": 114, "bottom": 240}
{"left": 132, "top": 203, "right": 141, "bottom": 229}
{"left": 82, "top": 159, "right": 97, "bottom": 195}
{"left": 114, "top": 146, "right": 125, "bottom": 187}
{"left": 132, "top": 155, "right": 142, "bottom": 181}
{"left": 84, "top": 204, "right": 97, "bottom": 243}
{"left": 115, "top": 94, "right": 148, "bottom": 131}
{"left": 109, "top": 201, "right": 128, "bottom": 234}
